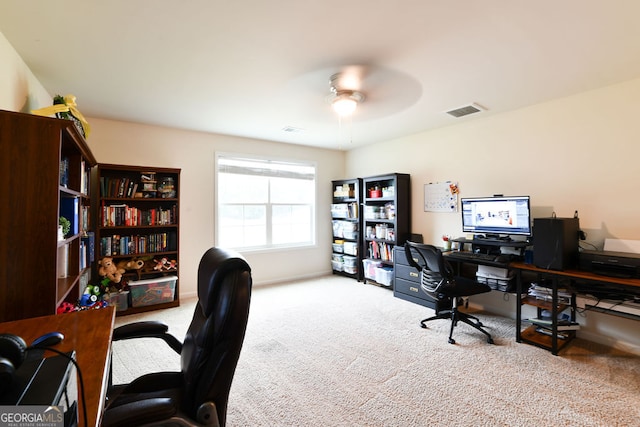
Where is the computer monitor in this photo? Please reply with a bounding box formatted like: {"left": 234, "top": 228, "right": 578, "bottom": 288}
{"left": 461, "top": 196, "right": 532, "bottom": 238}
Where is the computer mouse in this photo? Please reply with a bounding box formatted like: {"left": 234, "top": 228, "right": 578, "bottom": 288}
{"left": 31, "top": 331, "right": 64, "bottom": 348}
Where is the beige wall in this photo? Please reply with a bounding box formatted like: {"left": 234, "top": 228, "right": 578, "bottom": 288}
{"left": 345, "top": 78, "right": 640, "bottom": 353}
{"left": 0, "top": 31, "right": 51, "bottom": 111}
{"left": 87, "top": 118, "right": 345, "bottom": 295}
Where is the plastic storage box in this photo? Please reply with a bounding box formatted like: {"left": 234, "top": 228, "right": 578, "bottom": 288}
{"left": 362, "top": 259, "right": 383, "bottom": 280}
{"left": 129, "top": 275, "right": 177, "bottom": 307}
{"left": 375, "top": 266, "right": 394, "bottom": 286}
{"left": 103, "top": 291, "right": 129, "bottom": 312}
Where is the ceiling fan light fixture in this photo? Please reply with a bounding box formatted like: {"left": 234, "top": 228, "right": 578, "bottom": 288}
{"left": 329, "top": 90, "right": 365, "bottom": 116}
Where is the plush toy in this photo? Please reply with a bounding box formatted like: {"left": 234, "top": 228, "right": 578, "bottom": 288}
{"left": 57, "top": 302, "right": 76, "bottom": 314}
{"left": 98, "top": 257, "right": 124, "bottom": 283}
{"left": 166, "top": 259, "right": 177, "bottom": 270}
{"left": 153, "top": 257, "right": 169, "bottom": 271}
{"left": 116, "top": 258, "right": 145, "bottom": 272}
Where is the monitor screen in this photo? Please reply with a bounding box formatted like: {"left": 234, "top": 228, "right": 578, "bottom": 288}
{"left": 461, "top": 196, "right": 532, "bottom": 237}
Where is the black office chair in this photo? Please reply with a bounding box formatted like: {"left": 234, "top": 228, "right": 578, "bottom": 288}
{"left": 103, "top": 247, "right": 252, "bottom": 427}
{"left": 404, "top": 241, "right": 494, "bottom": 344}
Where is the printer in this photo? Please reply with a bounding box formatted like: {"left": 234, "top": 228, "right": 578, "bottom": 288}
{"left": 579, "top": 249, "right": 640, "bottom": 278}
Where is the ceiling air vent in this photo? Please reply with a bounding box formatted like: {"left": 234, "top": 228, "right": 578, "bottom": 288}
{"left": 446, "top": 103, "right": 485, "bottom": 118}
{"left": 282, "top": 126, "right": 304, "bottom": 133}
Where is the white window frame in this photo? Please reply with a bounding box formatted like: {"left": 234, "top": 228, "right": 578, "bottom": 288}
{"left": 215, "top": 153, "right": 317, "bottom": 252}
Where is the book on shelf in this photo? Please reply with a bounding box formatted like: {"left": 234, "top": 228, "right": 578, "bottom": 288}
{"left": 527, "top": 317, "right": 580, "bottom": 331}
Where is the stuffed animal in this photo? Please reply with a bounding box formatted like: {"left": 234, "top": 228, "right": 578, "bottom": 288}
{"left": 116, "top": 258, "right": 145, "bottom": 272}
{"left": 98, "top": 257, "right": 124, "bottom": 283}
{"left": 153, "top": 257, "right": 169, "bottom": 271}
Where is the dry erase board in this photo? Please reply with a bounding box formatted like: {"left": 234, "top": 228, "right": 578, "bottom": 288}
{"left": 424, "top": 181, "right": 458, "bottom": 212}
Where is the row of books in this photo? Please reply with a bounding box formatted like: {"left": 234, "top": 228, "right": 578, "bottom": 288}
{"left": 59, "top": 159, "right": 90, "bottom": 195}
{"left": 100, "top": 176, "right": 144, "bottom": 198}
{"left": 100, "top": 232, "right": 177, "bottom": 256}
{"left": 100, "top": 204, "right": 177, "bottom": 227}
{"left": 368, "top": 241, "right": 394, "bottom": 262}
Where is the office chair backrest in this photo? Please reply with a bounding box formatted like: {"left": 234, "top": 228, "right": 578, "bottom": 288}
{"left": 180, "top": 247, "right": 252, "bottom": 425}
{"left": 404, "top": 242, "right": 449, "bottom": 295}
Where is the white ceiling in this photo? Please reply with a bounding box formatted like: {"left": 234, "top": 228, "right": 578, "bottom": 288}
{"left": 2, "top": 1, "right": 640, "bottom": 150}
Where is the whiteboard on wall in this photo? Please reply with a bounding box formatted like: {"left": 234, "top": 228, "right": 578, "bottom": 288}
{"left": 424, "top": 181, "right": 458, "bottom": 212}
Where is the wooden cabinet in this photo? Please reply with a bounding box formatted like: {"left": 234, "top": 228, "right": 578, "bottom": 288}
{"left": 331, "top": 179, "right": 363, "bottom": 280}
{"left": 91, "top": 164, "right": 180, "bottom": 315}
{"left": 0, "top": 110, "right": 96, "bottom": 322}
{"left": 361, "top": 173, "right": 410, "bottom": 287}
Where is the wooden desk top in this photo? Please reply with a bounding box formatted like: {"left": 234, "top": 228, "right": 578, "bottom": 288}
{"left": 0, "top": 307, "right": 115, "bottom": 427}
{"left": 510, "top": 261, "right": 640, "bottom": 289}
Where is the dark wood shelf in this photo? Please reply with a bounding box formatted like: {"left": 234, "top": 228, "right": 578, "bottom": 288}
{"left": 0, "top": 109, "right": 96, "bottom": 322}
{"left": 92, "top": 164, "right": 181, "bottom": 316}
{"left": 361, "top": 173, "right": 411, "bottom": 287}
{"left": 520, "top": 325, "right": 575, "bottom": 352}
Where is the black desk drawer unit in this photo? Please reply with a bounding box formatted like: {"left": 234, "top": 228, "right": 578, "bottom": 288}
{"left": 393, "top": 246, "right": 446, "bottom": 311}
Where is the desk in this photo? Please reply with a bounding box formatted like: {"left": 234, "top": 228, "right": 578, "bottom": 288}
{"left": 512, "top": 262, "right": 640, "bottom": 355}
{"left": 0, "top": 307, "right": 115, "bottom": 427}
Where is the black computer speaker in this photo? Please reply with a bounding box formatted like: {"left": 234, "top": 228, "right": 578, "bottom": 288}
{"left": 533, "top": 217, "right": 580, "bottom": 270}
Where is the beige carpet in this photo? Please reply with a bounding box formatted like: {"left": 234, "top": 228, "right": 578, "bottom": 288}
{"left": 112, "top": 275, "right": 640, "bottom": 426}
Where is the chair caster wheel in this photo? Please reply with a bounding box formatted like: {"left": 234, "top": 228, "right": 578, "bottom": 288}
{"left": 477, "top": 322, "right": 483, "bottom": 327}
{"left": 420, "top": 324, "right": 427, "bottom": 329}
{"left": 448, "top": 338, "right": 456, "bottom": 344}
{"left": 487, "top": 338, "right": 494, "bottom": 344}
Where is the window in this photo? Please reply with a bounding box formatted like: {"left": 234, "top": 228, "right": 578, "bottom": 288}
{"left": 216, "top": 154, "right": 316, "bottom": 250}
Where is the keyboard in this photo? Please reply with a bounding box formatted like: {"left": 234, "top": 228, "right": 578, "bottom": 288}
{"left": 446, "top": 251, "right": 500, "bottom": 262}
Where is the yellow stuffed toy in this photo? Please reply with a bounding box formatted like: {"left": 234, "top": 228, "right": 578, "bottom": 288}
{"left": 98, "top": 257, "right": 124, "bottom": 283}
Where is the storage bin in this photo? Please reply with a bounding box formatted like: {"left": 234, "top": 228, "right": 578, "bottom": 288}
{"left": 332, "top": 220, "right": 344, "bottom": 238}
{"left": 129, "top": 275, "right": 177, "bottom": 307}
{"left": 342, "top": 255, "right": 357, "bottom": 267}
{"left": 375, "top": 266, "right": 394, "bottom": 286}
{"left": 362, "top": 259, "right": 382, "bottom": 280}
{"left": 343, "top": 230, "right": 357, "bottom": 240}
{"left": 331, "top": 260, "right": 343, "bottom": 271}
{"left": 332, "top": 243, "right": 344, "bottom": 253}
{"left": 331, "top": 204, "right": 349, "bottom": 218}
{"left": 344, "top": 265, "right": 357, "bottom": 274}
{"left": 103, "top": 291, "right": 129, "bottom": 312}
{"left": 343, "top": 242, "right": 358, "bottom": 256}
{"left": 342, "top": 221, "right": 358, "bottom": 232}
{"left": 476, "top": 273, "right": 514, "bottom": 291}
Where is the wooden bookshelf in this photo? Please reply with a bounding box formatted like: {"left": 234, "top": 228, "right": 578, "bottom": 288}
{"left": 91, "top": 164, "right": 181, "bottom": 315}
{"left": 0, "top": 110, "right": 96, "bottom": 322}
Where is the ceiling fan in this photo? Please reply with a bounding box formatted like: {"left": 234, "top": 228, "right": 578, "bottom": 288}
{"left": 326, "top": 67, "right": 367, "bottom": 116}
{"left": 321, "top": 65, "right": 422, "bottom": 120}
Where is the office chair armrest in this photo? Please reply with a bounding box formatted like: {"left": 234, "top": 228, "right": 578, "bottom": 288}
{"left": 113, "top": 321, "right": 183, "bottom": 354}
{"left": 101, "top": 397, "right": 177, "bottom": 427}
